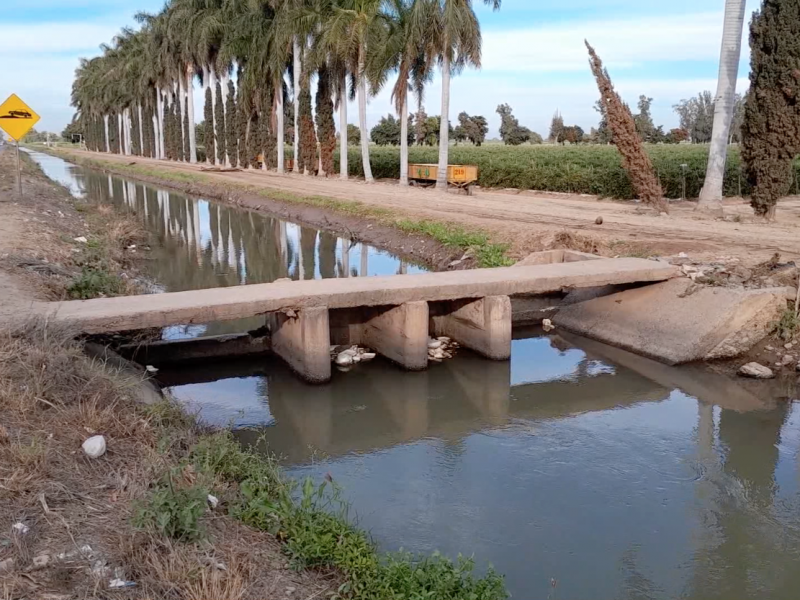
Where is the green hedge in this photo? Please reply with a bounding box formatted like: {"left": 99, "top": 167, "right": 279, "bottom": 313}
{"left": 334, "top": 144, "right": 800, "bottom": 199}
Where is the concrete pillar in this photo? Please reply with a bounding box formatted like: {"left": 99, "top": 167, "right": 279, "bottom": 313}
{"left": 360, "top": 301, "right": 429, "bottom": 370}
{"left": 268, "top": 307, "right": 331, "bottom": 383}
{"left": 433, "top": 295, "right": 512, "bottom": 360}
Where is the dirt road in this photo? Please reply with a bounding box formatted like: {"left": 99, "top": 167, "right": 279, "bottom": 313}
{"left": 61, "top": 149, "right": 800, "bottom": 266}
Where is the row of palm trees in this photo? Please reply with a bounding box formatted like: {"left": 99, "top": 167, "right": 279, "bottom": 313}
{"left": 71, "top": 0, "right": 501, "bottom": 189}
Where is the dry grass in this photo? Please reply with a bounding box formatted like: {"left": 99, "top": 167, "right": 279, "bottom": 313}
{"left": 0, "top": 320, "right": 335, "bottom": 599}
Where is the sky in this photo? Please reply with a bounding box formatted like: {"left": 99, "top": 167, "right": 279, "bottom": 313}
{"left": 1, "top": 0, "right": 760, "bottom": 138}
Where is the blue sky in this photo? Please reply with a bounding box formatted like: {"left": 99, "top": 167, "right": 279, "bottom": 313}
{"left": 2, "top": 0, "right": 758, "bottom": 137}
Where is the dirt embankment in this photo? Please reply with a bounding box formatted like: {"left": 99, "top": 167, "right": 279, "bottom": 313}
{"left": 54, "top": 147, "right": 800, "bottom": 268}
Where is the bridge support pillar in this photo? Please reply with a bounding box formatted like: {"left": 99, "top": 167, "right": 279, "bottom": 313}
{"left": 360, "top": 301, "right": 429, "bottom": 370}
{"left": 433, "top": 295, "right": 512, "bottom": 360}
{"left": 268, "top": 307, "right": 331, "bottom": 383}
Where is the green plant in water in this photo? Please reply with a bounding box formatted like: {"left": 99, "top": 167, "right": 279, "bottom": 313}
{"left": 133, "top": 469, "right": 208, "bottom": 542}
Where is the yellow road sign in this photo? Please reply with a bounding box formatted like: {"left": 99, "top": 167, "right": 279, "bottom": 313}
{"left": 0, "top": 94, "right": 40, "bottom": 141}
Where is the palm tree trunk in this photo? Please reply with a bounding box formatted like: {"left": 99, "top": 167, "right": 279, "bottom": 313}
{"left": 358, "top": 45, "right": 374, "bottom": 183}
{"left": 209, "top": 67, "right": 219, "bottom": 166}
{"left": 699, "top": 0, "right": 746, "bottom": 208}
{"left": 220, "top": 71, "right": 231, "bottom": 167}
{"left": 186, "top": 67, "right": 197, "bottom": 164}
{"left": 157, "top": 89, "right": 166, "bottom": 159}
{"left": 276, "top": 85, "right": 285, "bottom": 174}
{"left": 178, "top": 77, "right": 187, "bottom": 162}
{"left": 138, "top": 104, "right": 145, "bottom": 156}
{"left": 400, "top": 92, "right": 409, "bottom": 186}
{"left": 436, "top": 55, "right": 451, "bottom": 190}
{"left": 118, "top": 112, "right": 124, "bottom": 155}
{"left": 339, "top": 74, "right": 348, "bottom": 180}
{"left": 103, "top": 114, "right": 110, "bottom": 153}
{"left": 293, "top": 36, "right": 301, "bottom": 173}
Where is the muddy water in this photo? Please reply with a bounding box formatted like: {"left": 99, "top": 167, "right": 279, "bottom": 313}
{"left": 28, "top": 149, "right": 800, "bottom": 600}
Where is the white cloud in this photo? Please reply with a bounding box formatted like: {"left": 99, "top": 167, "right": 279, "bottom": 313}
{"left": 482, "top": 12, "right": 735, "bottom": 72}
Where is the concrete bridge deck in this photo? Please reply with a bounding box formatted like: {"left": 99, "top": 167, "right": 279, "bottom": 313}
{"left": 22, "top": 256, "right": 677, "bottom": 383}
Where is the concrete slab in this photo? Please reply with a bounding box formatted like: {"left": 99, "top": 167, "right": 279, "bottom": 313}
{"left": 553, "top": 278, "right": 788, "bottom": 364}
{"left": 433, "top": 296, "right": 512, "bottom": 360}
{"left": 268, "top": 307, "right": 331, "bottom": 383}
{"left": 360, "top": 302, "right": 429, "bottom": 370}
{"left": 24, "top": 258, "right": 677, "bottom": 334}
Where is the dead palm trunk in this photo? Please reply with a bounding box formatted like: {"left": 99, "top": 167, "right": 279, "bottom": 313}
{"left": 698, "top": 0, "right": 746, "bottom": 209}
{"left": 436, "top": 54, "right": 451, "bottom": 190}
{"left": 103, "top": 114, "right": 110, "bottom": 153}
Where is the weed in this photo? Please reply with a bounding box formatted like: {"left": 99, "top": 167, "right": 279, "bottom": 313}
{"left": 66, "top": 266, "right": 124, "bottom": 299}
{"left": 133, "top": 469, "right": 208, "bottom": 542}
{"left": 396, "top": 219, "right": 514, "bottom": 267}
{"left": 772, "top": 307, "right": 800, "bottom": 341}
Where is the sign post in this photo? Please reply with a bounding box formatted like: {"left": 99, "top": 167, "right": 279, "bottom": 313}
{"left": 0, "top": 94, "right": 41, "bottom": 198}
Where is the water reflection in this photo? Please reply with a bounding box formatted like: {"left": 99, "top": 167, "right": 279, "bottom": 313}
{"left": 25, "top": 149, "right": 425, "bottom": 338}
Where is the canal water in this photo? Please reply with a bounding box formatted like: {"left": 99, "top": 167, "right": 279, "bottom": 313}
{"left": 28, "top": 149, "right": 800, "bottom": 600}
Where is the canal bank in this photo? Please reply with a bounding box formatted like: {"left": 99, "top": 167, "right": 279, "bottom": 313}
{"left": 4, "top": 148, "right": 800, "bottom": 600}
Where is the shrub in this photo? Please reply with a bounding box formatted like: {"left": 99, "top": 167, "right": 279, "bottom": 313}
{"left": 66, "top": 266, "right": 124, "bottom": 299}
{"left": 133, "top": 470, "right": 208, "bottom": 542}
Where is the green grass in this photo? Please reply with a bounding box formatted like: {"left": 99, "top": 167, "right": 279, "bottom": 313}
{"left": 772, "top": 307, "right": 800, "bottom": 342}
{"left": 50, "top": 149, "right": 515, "bottom": 269}
{"left": 180, "top": 431, "right": 508, "bottom": 600}
{"left": 66, "top": 265, "right": 125, "bottom": 299}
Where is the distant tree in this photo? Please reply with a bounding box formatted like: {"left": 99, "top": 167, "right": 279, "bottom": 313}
{"left": 225, "top": 80, "right": 237, "bottom": 167}
{"left": 346, "top": 123, "right": 361, "bottom": 146}
{"left": 673, "top": 92, "right": 715, "bottom": 143}
{"left": 415, "top": 107, "right": 428, "bottom": 145}
{"left": 456, "top": 112, "right": 489, "bottom": 146}
{"left": 548, "top": 111, "right": 565, "bottom": 143}
{"left": 633, "top": 95, "right": 656, "bottom": 142}
{"left": 730, "top": 92, "right": 746, "bottom": 143}
{"left": 562, "top": 125, "right": 584, "bottom": 144}
{"left": 586, "top": 41, "right": 667, "bottom": 212}
{"left": 665, "top": 128, "right": 689, "bottom": 144}
{"left": 204, "top": 87, "right": 215, "bottom": 164}
{"left": 741, "top": 0, "right": 800, "bottom": 218}
{"left": 370, "top": 114, "right": 407, "bottom": 146}
{"left": 497, "top": 104, "right": 532, "bottom": 145}
{"left": 593, "top": 100, "right": 611, "bottom": 144}
{"left": 528, "top": 131, "right": 544, "bottom": 144}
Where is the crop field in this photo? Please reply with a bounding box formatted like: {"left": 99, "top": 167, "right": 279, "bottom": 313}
{"left": 336, "top": 144, "right": 800, "bottom": 200}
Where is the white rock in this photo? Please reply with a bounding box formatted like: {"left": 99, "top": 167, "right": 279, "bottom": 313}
{"left": 785, "top": 343, "right": 795, "bottom": 350}
{"left": 360, "top": 352, "right": 376, "bottom": 362}
{"left": 33, "top": 554, "right": 50, "bottom": 569}
{"left": 428, "top": 340, "right": 442, "bottom": 349}
{"left": 782, "top": 354, "right": 796, "bottom": 366}
{"left": 73, "top": 236, "right": 88, "bottom": 244}
{"left": 82, "top": 435, "right": 107, "bottom": 458}
{"left": 738, "top": 362, "right": 775, "bottom": 379}
{"left": 335, "top": 352, "right": 354, "bottom": 366}
{"left": 542, "top": 319, "right": 555, "bottom": 332}
{"left": 145, "top": 365, "right": 158, "bottom": 374}
{"left": 207, "top": 494, "right": 219, "bottom": 509}
{"left": 12, "top": 522, "right": 29, "bottom": 535}
{"left": 678, "top": 252, "right": 688, "bottom": 258}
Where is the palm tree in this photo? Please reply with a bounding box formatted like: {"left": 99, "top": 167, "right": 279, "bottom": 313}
{"left": 324, "top": 0, "right": 385, "bottom": 183}
{"left": 434, "top": 0, "right": 500, "bottom": 190}
{"left": 698, "top": 0, "right": 746, "bottom": 210}
{"left": 371, "top": 0, "right": 436, "bottom": 186}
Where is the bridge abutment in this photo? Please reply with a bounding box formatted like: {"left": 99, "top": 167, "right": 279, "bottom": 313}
{"left": 268, "top": 307, "right": 331, "bottom": 384}
{"left": 432, "top": 295, "right": 512, "bottom": 360}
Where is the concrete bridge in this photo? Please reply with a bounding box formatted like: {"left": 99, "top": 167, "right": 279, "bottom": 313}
{"left": 28, "top": 253, "right": 676, "bottom": 383}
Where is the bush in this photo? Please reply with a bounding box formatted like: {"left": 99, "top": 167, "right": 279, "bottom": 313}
{"left": 66, "top": 266, "right": 124, "bottom": 299}
{"left": 333, "top": 144, "right": 798, "bottom": 200}
{"left": 133, "top": 470, "right": 208, "bottom": 542}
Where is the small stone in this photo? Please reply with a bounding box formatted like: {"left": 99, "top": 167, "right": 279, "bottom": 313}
{"left": 659, "top": 211, "right": 668, "bottom": 217}
{"left": 207, "top": 494, "right": 219, "bottom": 509}
{"left": 82, "top": 435, "right": 107, "bottom": 459}
{"left": 678, "top": 252, "right": 688, "bottom": 258}
{"left": 12, "top": 522, "right": 29, "bottom": 535}
{"left": 0, "top": 558, "right": 15, "bottom": 573}
{"left": 428, "top": 340, "right": 442, "bottom": 349}
{"left": 782, "top": 354, "right": 796, "bottom": 366}
{"left": 145, "top": 365, "right": 158, "bottom": 374}
{"left": 73, "top": 236, "right": 88, "bottom": 243}
{"left": 33, "top": 554, "right": 50, "bottom": 569}
{"left": 542, "top": 319, "right": 555, "bottom": 332}
{"left": 595, "top": 216, "right": 603, "bottom": 225}
{"left": 785, "top": 343, "right": 794, "bottom": 350}
{"left": 738, "top": 362, "right": 775, "bottom": 379}
{"left": 765, "top": 345, "right": 774, "bottom": 351}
